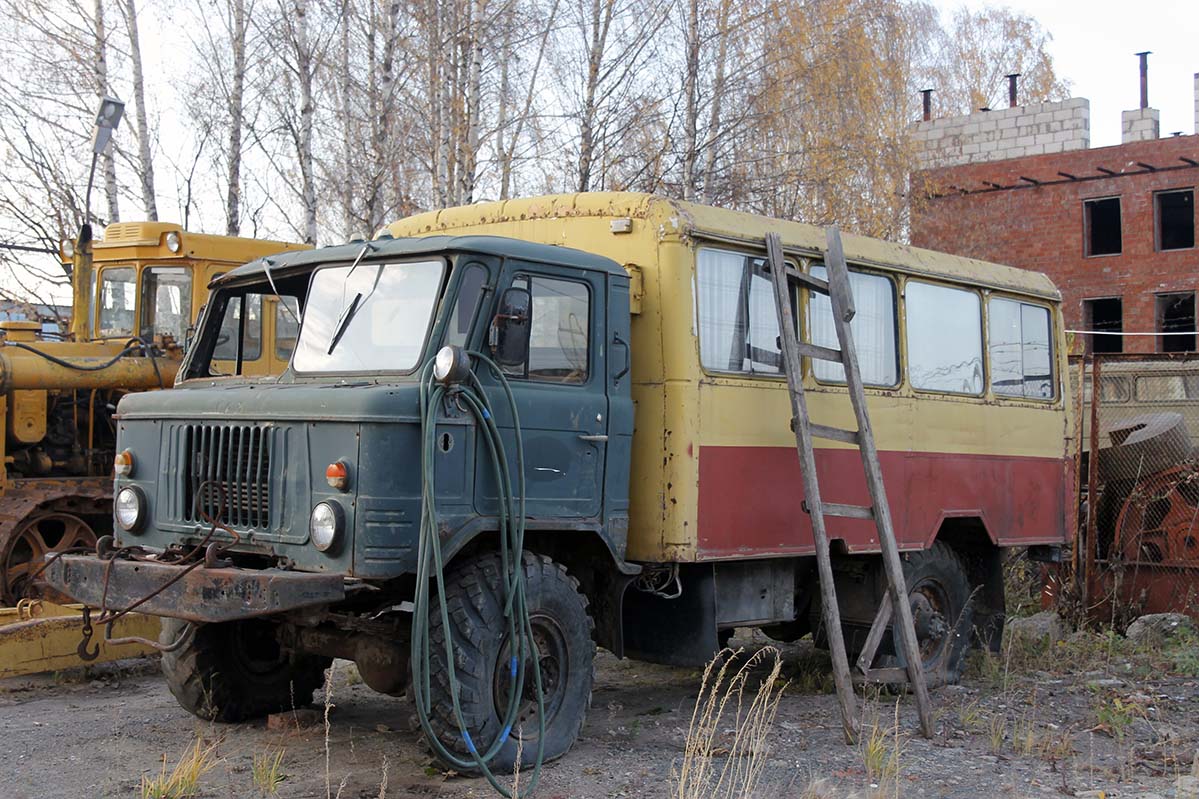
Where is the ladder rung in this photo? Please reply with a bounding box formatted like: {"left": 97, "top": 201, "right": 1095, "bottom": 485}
{"left": 823, "top": 503, "right": 874, "bottom": 519}
{"left": 809, "top": 423, "right": 859, "bottom": 444}
{"left": 795, "top": 342, "right": 843, "bottom": 362}
{"left": 784, "top": 265, "right": 830, "bottom": 295}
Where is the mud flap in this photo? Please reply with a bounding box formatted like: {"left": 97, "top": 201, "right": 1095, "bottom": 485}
{"left": 621, "top": 564, "right": 719, "bottom": 667}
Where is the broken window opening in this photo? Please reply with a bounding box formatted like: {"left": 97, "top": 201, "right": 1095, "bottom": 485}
{"left": 1084, "top": 197, "right": 1122, "bottom": 257}
{"left": 1156, "top": 292, "right": 1196, "bottom": 353}
{"left": 1157, "top": 189, "right": 1195, "bottom": 251}
{"left": 1083, "top": 297, "right": 1123, "bottom": 354}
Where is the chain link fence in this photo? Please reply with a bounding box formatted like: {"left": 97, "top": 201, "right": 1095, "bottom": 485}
{"left": 1070, "top": 353, "right": 1199, "bottom": 625}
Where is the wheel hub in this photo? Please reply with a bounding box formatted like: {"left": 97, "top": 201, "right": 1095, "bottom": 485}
{"left": 493, "top": 614, "right": 568, "bottom": 737}
{"left": 910, "top": 587, "right": 949, "bottom": 657}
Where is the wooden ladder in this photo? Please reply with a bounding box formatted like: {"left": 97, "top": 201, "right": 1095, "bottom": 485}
{"left": 765, "top": 229, "right": 934, "bottom": 742}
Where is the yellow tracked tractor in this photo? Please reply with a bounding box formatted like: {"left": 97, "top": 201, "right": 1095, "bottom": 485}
{"left": 0, "top": 221, "right": 307, "bottom": 674}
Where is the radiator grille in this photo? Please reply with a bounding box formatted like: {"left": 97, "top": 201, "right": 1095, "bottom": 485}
{"left": 180, "top": 424, "right": 273, "bottom": 530}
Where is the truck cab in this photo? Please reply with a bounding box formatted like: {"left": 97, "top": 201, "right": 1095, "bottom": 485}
{"left": 48, "top": 234, "right": 635, "bottom": 769}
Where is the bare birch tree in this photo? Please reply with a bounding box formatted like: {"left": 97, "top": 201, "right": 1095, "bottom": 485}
{"left": 121, "top": 0, "right": 157, "bottom": 220}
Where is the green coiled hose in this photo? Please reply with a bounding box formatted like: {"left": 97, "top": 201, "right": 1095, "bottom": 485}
{"left": 411, "top": 350, "right": 545, "bottom": 797}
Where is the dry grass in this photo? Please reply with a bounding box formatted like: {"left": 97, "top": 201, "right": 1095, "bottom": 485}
{"left": 251, "top": 748, "right": 287, "bottom": 797}
{"left": 139, "top": 737, "right": 220, "bottom": 799}
{"left": 860, "top": 700, "right": 904, "bottom": 788}
{"left": 672, "top": 646, "right": 787, "bottom": 799}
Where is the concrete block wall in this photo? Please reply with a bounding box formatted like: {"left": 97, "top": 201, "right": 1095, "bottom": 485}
{"left": 914, "top": 98, "right": 1090, "bottom": 168}
{"left": 1122, "top": 107, "right": 1160, "bottom": 143}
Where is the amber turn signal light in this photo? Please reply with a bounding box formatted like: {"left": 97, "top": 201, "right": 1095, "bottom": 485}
{"left": 114, "top": 449, "right": 135, "bottom": 478}
{"left": 326, "top": 461, "right": 349, "bottom": 491}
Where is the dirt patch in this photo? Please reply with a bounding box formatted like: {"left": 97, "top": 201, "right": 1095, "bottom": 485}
{"left": 1, "top": 629, "right": 1198, "bottom": 798}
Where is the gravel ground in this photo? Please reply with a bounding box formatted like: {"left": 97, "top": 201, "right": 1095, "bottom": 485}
{"left": 2, "top": 630, "right": 1198, "bottom": 799}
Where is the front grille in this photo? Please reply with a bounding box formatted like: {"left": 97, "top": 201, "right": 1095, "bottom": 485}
{"left": 180, "top": 424, "right": 273, "bottom": 529}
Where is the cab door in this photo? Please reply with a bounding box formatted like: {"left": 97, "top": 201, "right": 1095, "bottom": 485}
{"left": 476, "top": 264, "right": 607, "bottom": 519}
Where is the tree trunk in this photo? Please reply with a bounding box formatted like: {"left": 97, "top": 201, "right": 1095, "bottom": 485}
{"left": 94, "top": 0, "right": 119, "bottom": 223}
{"left": 339, "top": 0, "right": 354, "bottom": 238}
{"left": 123, "top": 0, "right": 157, "bottom": 220}
{"left": 699, "top": 0, "right": 731, "bottom": 204}
{"left": 577, "top": 0, "right": 613, "bottom": 193}
{"left": 294, "top": 0, "right": 317, "bottom": 243}
{"left": 461, "top": 0, "right": 484, "bottom": 203}
{"left": 224, "top": 0, "right": 247, "bottom": 235}
{"left": 681, "top": 0, "right": 700, "bottom": 201}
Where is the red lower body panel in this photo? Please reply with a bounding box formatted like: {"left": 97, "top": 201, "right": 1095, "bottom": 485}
{"left": 696, "top": 446, "right": 1068, "bottom": 558}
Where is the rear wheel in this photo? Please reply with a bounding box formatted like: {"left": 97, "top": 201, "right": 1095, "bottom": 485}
{"left": 417, "top": 552, "right": 594, "bottom": 772}
{"left": 876, "top": 543, "right": 974, "bottom": 688}
{"left": 160, "top": 618, "right": 331, "bottom": 722}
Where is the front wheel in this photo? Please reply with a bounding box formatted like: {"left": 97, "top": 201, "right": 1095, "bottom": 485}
{"left": 417, "top": 552, "right": 595, "bottom": 772}
{"left": 160, "top": 618, "right": 331, "bottom": 722}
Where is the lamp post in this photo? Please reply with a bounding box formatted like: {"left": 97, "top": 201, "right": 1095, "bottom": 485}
{"left": 70, "top": 95, "right": 125, "bottom": 341}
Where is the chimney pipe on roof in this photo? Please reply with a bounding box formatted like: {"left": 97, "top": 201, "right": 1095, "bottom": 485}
{"left": 920, "top": 89, "right": 933, "bottom": 121}
{"left": 1006, "top": 73, "right": 1020, "bottom": 108}
{"left": 1136, "top": 51, "right": 1151, "bottom": 109}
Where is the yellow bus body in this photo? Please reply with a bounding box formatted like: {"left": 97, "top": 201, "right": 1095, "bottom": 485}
{"left": 387, "top": 192, "right": 1073, "bottom": 563}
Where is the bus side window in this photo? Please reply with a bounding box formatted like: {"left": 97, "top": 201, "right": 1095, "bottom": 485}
{"left": 275, "top": 297, "right": 301, "bottom": 361}
{"left": 988, "top": 298, "right": 1053, "bottom": 399}
{"left": 695, "top": 247, "right": 784, "bottom": 375}
{"left": 213, "top": 294, "right": 263, "bottom": 369}
{"left": 809, "top": 265, "right": 898, "bottom": 386}
{"left": 99, "top": 267, "right": 136, "bottom": 338}
{"left": 907, "top": 281, "right": 984, "bottom": 395}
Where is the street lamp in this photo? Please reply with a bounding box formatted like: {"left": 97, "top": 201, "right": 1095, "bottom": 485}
{"left": 71, "top": 95, "right": 125, "bottom": 341}
{"left": 83, "top": 95, "right": 125, "bottom": 232}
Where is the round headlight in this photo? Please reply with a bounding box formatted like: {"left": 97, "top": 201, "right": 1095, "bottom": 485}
{"left": 165, "top": 230, "right": 182, "bottom": 253}
{"left": 433, "top": 344, "right": 470, "bottom": 384}
{"left": 61, "top": 238, "right": 75, "bottom": 259}
{"left": 309, "top": 501, "right": 343, "bottom": 552}
{"left": 115, "top": 486, "right": 146, "bottom": 533}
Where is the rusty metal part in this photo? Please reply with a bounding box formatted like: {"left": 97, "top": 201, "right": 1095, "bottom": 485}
{"left": 1113, "top": 465, "right": 1199, "bottom": 567}
{"left": 1098, "top": 413, "right": 1192, "bottom": 483}
{"left": 2, "top": 513, "right": 98, "bottom": 605}
{"left": 43, "top": 555, "right": 345, "bottom": 624}
{"left": 0, "top": 478, "right": 110, "bottom": 605}
{"left": 0, "top": 599, "right": 159, "bottom": 679}
{"left": 290, "top": 625, "right": 409, "bottom": 695}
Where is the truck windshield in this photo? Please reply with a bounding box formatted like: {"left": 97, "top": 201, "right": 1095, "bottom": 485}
{"left": 292, "top": 259, "right": 444, "bottom": 373}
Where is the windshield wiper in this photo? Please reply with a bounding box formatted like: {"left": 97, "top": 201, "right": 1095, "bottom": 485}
{"left": 326, "top": 242, "right": 379, "bottom": 355}
{"left": 327, "top": 292, "right": 362, "bottom": 354}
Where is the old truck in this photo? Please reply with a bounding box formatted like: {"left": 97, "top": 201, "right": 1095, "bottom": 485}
{"left": 45, "top": 193, "right": 1072, "bottom": 772}
{"left": 0, "top": 221, "right": 305, "bottom": 606}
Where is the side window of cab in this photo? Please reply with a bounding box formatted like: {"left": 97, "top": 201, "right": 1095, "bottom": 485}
{"left": 495, "top": 273, "right": 591, "bottom": 384}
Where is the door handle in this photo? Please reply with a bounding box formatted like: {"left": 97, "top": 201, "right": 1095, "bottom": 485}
{"left": 578, "top": 434, "right": 608, "bottom": 443}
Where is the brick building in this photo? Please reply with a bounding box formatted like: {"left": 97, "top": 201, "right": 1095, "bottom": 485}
{"left": 911, "top": 72, "right": 1199, "bottom": 354}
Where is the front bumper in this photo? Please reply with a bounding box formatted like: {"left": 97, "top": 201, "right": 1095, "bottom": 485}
{"left": 42, "top": 555, "right": 346, "bottom": 624}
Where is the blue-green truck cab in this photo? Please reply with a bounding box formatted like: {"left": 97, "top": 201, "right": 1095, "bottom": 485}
{"left": 46, "top": 235, "right": 636, "bottom": 768}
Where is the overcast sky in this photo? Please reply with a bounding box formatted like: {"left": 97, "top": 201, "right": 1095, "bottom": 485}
{"left": 931, "top": 0, "right": 1198, "bottom": 146}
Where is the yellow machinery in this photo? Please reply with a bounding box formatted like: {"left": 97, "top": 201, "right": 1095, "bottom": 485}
{"left": 0, "top": 599, "right": 160, "bottom": 678}
{"left": 0, "top": 221, "right": 307, "bottom": 610}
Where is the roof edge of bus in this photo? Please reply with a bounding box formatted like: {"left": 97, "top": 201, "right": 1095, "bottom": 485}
{"left": 383, "top": 192, "right": 1062, "bottom": 302}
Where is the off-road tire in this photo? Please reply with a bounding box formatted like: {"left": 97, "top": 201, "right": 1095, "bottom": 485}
{"left": 418, "top": 552, "right": 595, "bottom": 772}
{"left": 160, "top": 618, "right": 331, "bottom": 722}
{"left": 878, "top": 542, "right": 975, "bottom": 689}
